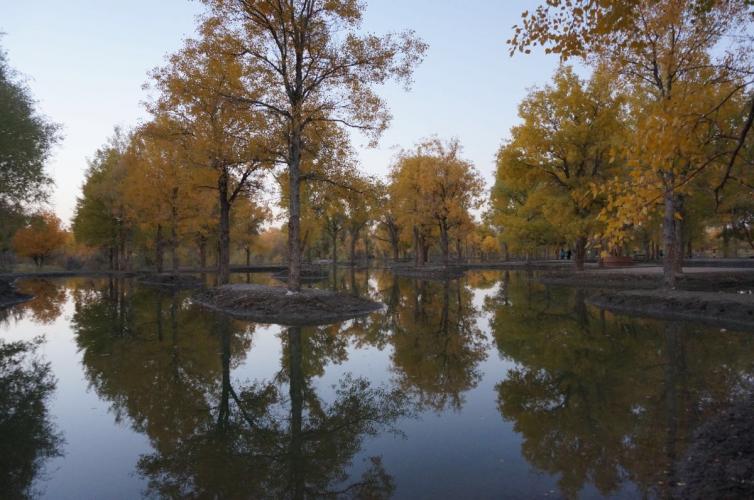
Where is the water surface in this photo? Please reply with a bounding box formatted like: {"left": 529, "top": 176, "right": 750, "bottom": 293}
{"left": 2, "top": 270, "right": 753, "bottom": 499}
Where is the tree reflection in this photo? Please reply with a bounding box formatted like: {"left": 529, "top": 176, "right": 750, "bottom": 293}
{"left": 70, "top": 280, "right": 409, "bottom": 498}
{"left": 12, "top": 278, "right": 67, "bottom": 324}
{"left": 488, "top": 275, "right": 754, "bottom": 498}
{"left": 388, "top": 276, "right": 487, "bottom": 412}
{"left": 138, "top": 323, "right": 408, "bottom": 499}
{"left": 0, "top": 337, "right": 62, "bottom": 498}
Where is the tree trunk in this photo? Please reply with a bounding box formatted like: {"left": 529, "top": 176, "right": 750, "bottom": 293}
{"left": 662, "top": 187, "right": 680, "bottom": 288}
{"left": 155, "top": 224, "right": 164, "bottom": 273}
{"left": 171, "top": 228, "right": 179, "bottom": 274}
{"left": 198, "top": 237, "right": 207, "bottom": 270}
{"left": 574, "top": 236, "right": 587, "bottom": 271}
{"left": 287, "top": 132, "right": 303, "bottom": 293}
{"left": 331, "top": 230, "right": 338, "bottom": 266}
{"left": 171, "top": 192, "right": 179, "bottom": 273}
{"left": 413, "top": 226, "right": 421, "bottom": 266}
{"left": 388, "top": 220, "right": 400, "bottom": 262}
{"left": 349, "top": 229, "right": 358, "bottom": 266}
{"left": 456, "top": 237, "right": 463, "bottom": 262}
{"left": 439, "top": 221, "right": 450, "bottom": 267}
{"left": 245, "top": 247, "right": 251, "bottom": 267}
{"left": 673, "top": 195, "right": 685, "bottom": 274}
{"left": 218, "top": 171, "right": 231, "bottom": 285}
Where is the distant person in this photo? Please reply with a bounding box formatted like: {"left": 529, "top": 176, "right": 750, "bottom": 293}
{"left": 560, "top": 249, "right": 565, "bottom": 260}
{"left": 566, "top": 249, "right": 572, "bottom": 260}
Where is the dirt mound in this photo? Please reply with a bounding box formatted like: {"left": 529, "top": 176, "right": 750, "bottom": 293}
{"left": 192, "top": 284, "right": 383, "bottom": 326}
{"left": 588, "top": 290, "right": 754, "bottom": 330}
{"left": 136, "top": 274, "right": 204, "bottom": 289}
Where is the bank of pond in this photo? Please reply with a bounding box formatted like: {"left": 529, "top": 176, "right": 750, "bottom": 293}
{"left": 1, "top": 269, "right": 754, "bottom": 498}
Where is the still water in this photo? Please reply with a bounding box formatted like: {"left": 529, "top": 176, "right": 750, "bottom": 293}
{"left": 1, "top": 270, "right": 753, "bottom": 499}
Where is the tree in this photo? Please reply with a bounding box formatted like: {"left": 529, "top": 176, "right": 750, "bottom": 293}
{"left": 146, "top": 19, "right": 270, "bottom": 284}
{"left": 12, "top": 212, "right": 67, "bottom": 267}
{"left": 373, "top": 180, "right": 402, "bottom": 262}
{"left": 390, "top": 138, "right": 483, "bottom": 267}
{"left": 231, "top": 196, "right": 270, "bottom": 267}
{"left": 493, "top": 66, "right": 626, "bottom": 270}
{"left": 72, "top": 131, "right": 134, "bottom": 270}
{"left": 202, "top": 0, "right": 427, "bottom": 291}
{"left": 0, "top": 44, "right": 60, "bottom": 251}
{"left": 509, "top": 0, "right": 754, "bottom": 286}
{"left": 122, "top": 120, "right": 212, "bottom": 273}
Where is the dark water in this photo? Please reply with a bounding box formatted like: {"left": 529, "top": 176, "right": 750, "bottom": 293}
{"left": 1, "top": 270, "right": 753, "bottom": 499}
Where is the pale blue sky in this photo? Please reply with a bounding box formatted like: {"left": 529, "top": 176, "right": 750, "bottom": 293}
{"left": 1, "top": 0, "right": 573, "bottom": 222}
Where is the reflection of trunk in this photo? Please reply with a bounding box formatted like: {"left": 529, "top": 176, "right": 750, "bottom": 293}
{"left": 574, "top": 236, "right": 587, "bottom": 271}
{"left": 155, "top": 293, "right": 164, "bottom": 342}
{"left": 218, "top": 170, "right": 231, "bottom": 285}
{"left": 288, "top": 327, "right": 305, "bottom": 499}
{"left": 217, "top": 324, "right": 231, "bottom": 431}
{"left": 573, "top": 289, "right": 589, "bottom": 328}
{"left": 170, "top": 291, "right": 179, "bottom": 378}
{"left": 440, "top": 280, "right": 450, "bottom": 335}
{"left": 661, "top": 322, "right": 687, "bottom": 496}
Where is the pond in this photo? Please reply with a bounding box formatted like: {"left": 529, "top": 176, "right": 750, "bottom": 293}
{"left": 1, "top": 270, "right": 753, "bottom": 499}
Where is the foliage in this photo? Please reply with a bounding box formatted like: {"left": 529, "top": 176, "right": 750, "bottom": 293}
{"left": 200, "top": 0, "right": 427, "bottom": 290}
{"left": 12, "top": 211, "right": 67, "bottom": 267}
{"left": 390, "top": 138, "right": 483, "bottom": 265}
{"left": 492, "top": 66, "right": 626, "bottom": 268}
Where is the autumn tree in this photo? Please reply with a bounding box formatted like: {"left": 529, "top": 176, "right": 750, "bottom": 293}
{"left": 493, "top": 66, "right": 626, "bottom": 270}
{"left": 390, "top": 138, "right": 483, "bottom": 267}
{"left": 146, "top": 19, "right": 270, "bottom": 284}
{"left": 122, "top": 119, "right": 214, "bottom": 273}
{"left": 510, "top": 0, "right": 754, "bottom": 286}
{"left": 201, "top": 0, "right": 427, "bottom": 291}
{"left": 12, "top": 212, "right": 67, "bottom": 267}
{"left": 231, "top": 196, "right": 270, "bottom": 267}
{"left": 373, "top": 180, "right": 402, "bottom": 263}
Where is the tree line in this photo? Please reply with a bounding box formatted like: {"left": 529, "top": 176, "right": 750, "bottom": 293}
{"left": 500, "top": 0, "right": 754, "bottom": 286}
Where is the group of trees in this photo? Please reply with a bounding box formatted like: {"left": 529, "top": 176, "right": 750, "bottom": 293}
{"left": 70, "top": 0, "right": 493, "bottom": 287}
{"left": 495, "top": 0, "right": 754, "bottom": 285}
{"left": 70, "top": 0, "right": 495, "bottom": 281}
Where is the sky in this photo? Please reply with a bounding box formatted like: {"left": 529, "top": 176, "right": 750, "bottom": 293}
{"left": 1, "top": 0, "right": 574, "bottom": 223}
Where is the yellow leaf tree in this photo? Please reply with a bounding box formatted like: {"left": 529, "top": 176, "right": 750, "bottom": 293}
{"left": 13, "top": 211, "right": 67, "bottom": 267}
{"left": 510, "top": 0, "right": 754, "bottom": 287}
{"left": 493, "top": 66, "right": 627, "bottom": 270}
{"left": 201, "top": 0, "right": 427, "bottom": 291}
